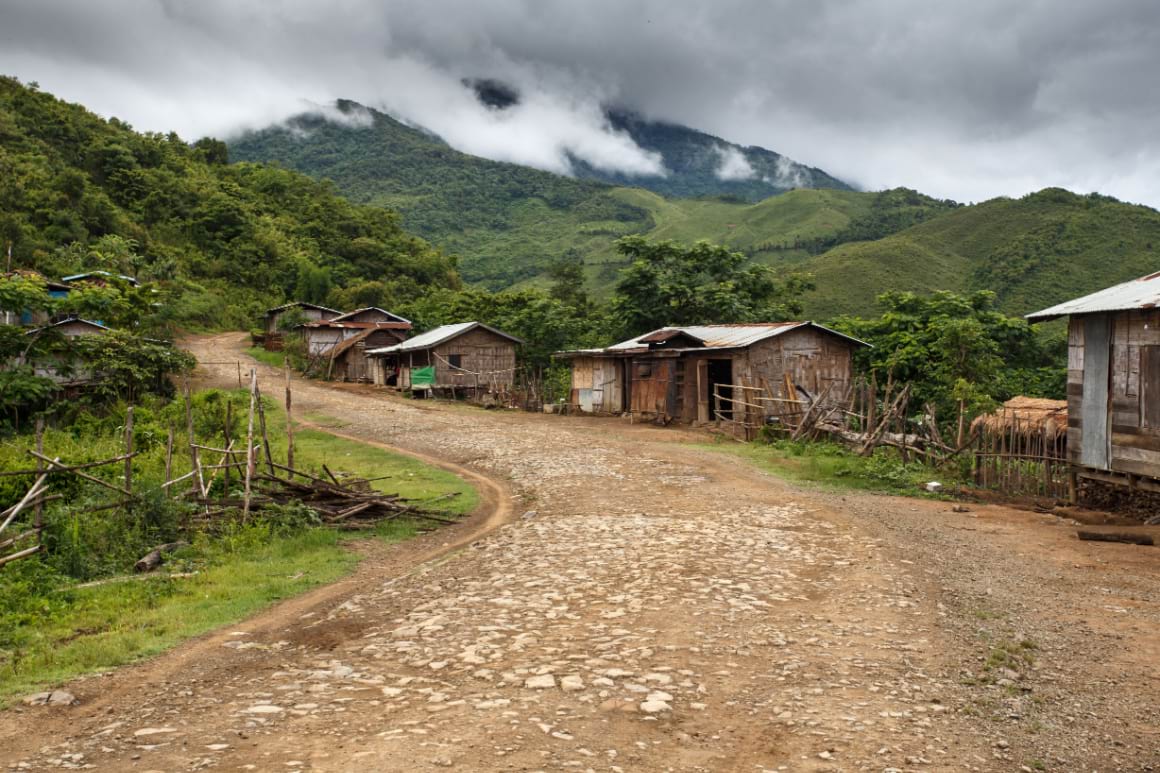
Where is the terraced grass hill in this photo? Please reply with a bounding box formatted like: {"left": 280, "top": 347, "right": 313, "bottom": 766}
{"left": 799, "top": 188, "right": 1160, "bottom": 317}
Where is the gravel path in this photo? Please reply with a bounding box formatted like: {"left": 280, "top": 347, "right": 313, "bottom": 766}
{"left": 2, "top": 333, "right": 1157, "bottom": 772}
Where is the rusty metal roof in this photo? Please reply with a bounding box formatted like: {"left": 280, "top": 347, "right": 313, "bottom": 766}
{"left": 366, "top": 321, "right": 524, "bottom": 355}
{"left": 1027, "top": 270, "right": 1160, "bottom": 320}
{"left": 557, "top": 321, "right": 870, "bottom": 357}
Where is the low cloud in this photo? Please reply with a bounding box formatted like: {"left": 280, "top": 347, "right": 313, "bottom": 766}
{"left": 2, "top": 1, "right": 1160, "bottom": 205}
{"left": 713, "top": 145, "right": 756, "bottom": 181}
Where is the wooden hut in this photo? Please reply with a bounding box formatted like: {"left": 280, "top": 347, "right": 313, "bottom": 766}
{"left": 555, "top": 322, "right": 869, "bottom": 422}
{"left": 366, "top": 322, "right": 522, "bottom": 396}
{"left": 262, "top": 302, "right": 340, "bottom": 350}
{"left": 1028, "top": 271, "right": 1160, "bottom": 492}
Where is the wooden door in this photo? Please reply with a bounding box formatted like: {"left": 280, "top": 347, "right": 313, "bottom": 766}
{"left": 1080, "top": 314, "right": 1111, "bottom": 469}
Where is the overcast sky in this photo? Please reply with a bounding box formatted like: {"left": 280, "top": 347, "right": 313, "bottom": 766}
{"left": 2, "top": 0, "right": 1159, "bottom": 206}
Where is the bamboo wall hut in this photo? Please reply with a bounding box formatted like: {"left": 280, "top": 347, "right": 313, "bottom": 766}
{"left": 1028, "top": 271, "right": 1160, "bottom": 490}
{"left": 367, "top": 321, "right": 522, "bottom": 396}
{"left": 555, "top": 322, "right": 869, "bottom": 422}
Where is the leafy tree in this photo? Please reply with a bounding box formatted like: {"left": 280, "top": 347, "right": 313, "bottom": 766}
{"left": 399, "top": 288, "right": 602, "bottom": 370}
{"left": 293, "top": 264, "right": 333, "bottom": 305}
{"left": 609, "top": 236, "right": 814, "bottom": 336}
{"left": 833, "top": 290, "right": 1065, "bottom": 433}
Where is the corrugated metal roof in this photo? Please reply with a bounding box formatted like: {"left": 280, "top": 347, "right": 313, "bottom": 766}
{"left": 330, "top": 307, "right": 412, "bottom": 324}
{"left": 1026, "top": 270, "right": 1160, "bottom": 320}
{"left": 265, "top": 301, "right": 340, "bottom": 315}
{"left": 366, "top": 321, "right": 523, "bottom": 355}
{"left": 599, "top": 322, "right": 870, "bottom": 352}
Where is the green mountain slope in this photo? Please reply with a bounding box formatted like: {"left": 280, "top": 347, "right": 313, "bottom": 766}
{"left": 227, "top": 103, "right": 940, "bottom": 292}
{"left": 0, "top": 79, "right": 457, "bottom": 327}
{"left": 800, "top": 188, "right": 1160, "bottom": 317}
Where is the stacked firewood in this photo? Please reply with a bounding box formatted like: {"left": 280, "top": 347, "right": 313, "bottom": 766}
{"left": 188, "top": 464, "right": 459, "bottom": 529}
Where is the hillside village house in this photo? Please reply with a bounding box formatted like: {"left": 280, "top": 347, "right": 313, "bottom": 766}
{"left": 22, "top": 317, "right": 110, "bottom": 385}
{"left": 300, "top": 307, "right": 412, "bottom": 381}
{"left": 262, "top": 302, "right": 341, "bottom": 350}
{"left": 367, "top": 321, "right": 522, "bottom": 396}
{"left": 1028, "top": 270, "right": 1160, "bottom": 491}
{"left": 555, "top": 322, "right": 869, "bottom": 423}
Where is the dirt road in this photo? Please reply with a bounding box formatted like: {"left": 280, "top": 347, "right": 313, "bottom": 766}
{"left": 3, "top": 332, "right": 1158, "bottom": 772}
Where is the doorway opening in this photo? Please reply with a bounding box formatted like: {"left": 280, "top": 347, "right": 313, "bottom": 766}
{"left": 707, "top": 358, "right": 733, "bottom": 419}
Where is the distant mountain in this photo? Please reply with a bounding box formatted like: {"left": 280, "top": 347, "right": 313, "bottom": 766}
{"left": 574, "top": 109, "right": 853, "bottom": 200}
{"left": 797, "top": 188, "right": 1160, "bottom": 318}
{"left": 228, "top": 101, "right": 1160, "bottom": 320}
{"left": 459, "top": 79, "right": 853, "bottom": 200}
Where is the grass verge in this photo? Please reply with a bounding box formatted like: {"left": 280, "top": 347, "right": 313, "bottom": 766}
{"left": 0, "top": 393, "right": 478, "bottom": 704}
{"left": 697, "top": 436, "right": 962, "bottom": 496}
{"left": 245, "top": 346, "right": 285, "bottom": 368}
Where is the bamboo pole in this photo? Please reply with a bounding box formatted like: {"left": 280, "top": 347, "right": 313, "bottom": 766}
{"left": 242, "top": 369, "right": 257, "bottom": 519}
{"left": 0, "top": 468, "right": 53, "bottom": 535}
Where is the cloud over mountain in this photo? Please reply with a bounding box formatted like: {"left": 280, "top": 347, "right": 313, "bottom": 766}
{"left": 2, "top": 0, "right": 1160, "bottom": 204}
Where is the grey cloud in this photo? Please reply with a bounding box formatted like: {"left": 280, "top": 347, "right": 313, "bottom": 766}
{"left": 1, "top": 0, "right": 1159, "bottom": 205}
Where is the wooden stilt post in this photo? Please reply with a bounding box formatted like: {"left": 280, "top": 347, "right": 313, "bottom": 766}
{"left": 242, "top": 369, "right": 257, "bottom": 519}
{"left": 123, "top": 406, "right": 134, "bottom": 497}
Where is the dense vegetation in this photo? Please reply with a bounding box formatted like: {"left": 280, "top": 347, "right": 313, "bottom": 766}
{"left": 0, "top": 77, "right": 459, "bottom": 329}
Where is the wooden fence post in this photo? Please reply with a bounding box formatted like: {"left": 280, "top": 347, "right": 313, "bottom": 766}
{"left": 243, "top": 369, "right": 257, "bottom": 518}
{"left": 164, "top": 424, "right": 174, "bottom": 496}
{"left": 123, "top": 407, "right": 134, "bottom": 497}
{"left": 285, "top": 363, "right": 295, "bottom": 473}
{"left": 34, "top": 418, "right": 44, "bottom": 531}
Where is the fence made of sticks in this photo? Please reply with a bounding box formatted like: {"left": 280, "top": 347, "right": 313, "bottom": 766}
{"left": 1, "top": 366, "right": 458, "bottom": 571}
{"left": 970, "top": 403, "right": 1071, "bottom": 500}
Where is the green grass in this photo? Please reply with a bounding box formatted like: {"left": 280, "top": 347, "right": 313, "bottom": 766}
{"left": 699, "top": 436, "right": 955, "bottom": 496}
{"left": 0, "top": 527, "right": 356, "bottom": 703}
{"left": 0, "top": 389, "right": 479, "bottom": 703}
{"left": 246, "top": 346, "right": 286, "bottom": 368}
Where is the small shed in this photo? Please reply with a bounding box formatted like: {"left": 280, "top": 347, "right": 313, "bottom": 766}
{"left": 23, "top": 318, "right": 110, "bottom": 384}
{"left": 262, "top": 302, "right": 341, "bottom": 350}
{"left": 366, "top": 322, "right": 522, "bottom": 395}
{"left": 555, "top": 322, "right": 869, "bottom": 422}
{"left": 1028, "top": 271, "right": 1160, "bottom": 489}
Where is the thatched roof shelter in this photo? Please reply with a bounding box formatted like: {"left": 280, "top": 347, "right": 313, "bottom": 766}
{"left": 971, "top": 396, "right": 1069, "bottom": 441}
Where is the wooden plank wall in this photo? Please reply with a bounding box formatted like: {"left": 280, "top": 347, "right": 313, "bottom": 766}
{"left": 629, "top": 359, "right": 675, "bottom": 416}
{"left": 432, "top": 328, "right": 518, "bottom": 389}
{"left": 1070, "top": 310, "right": 1160, "bottom": 479}
{"left": 1109, "top": 310, "right": 1160, "bottom": 477}
{"left": 742, "top": 329, "right": 855, "bottom": 398}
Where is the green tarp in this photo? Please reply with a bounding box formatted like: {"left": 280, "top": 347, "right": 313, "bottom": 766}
{"left": 411, "top": 365, "right": 436, "bottom": 386}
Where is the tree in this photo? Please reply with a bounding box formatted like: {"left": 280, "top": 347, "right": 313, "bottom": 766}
{"left": 833, "top": 290, "right": 1065, "bottom": 432}
{"left": 609, "top": 236, "right": 813, "bottom": 336}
